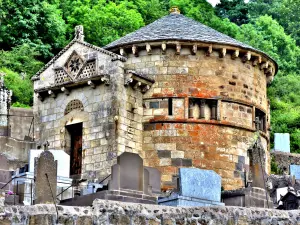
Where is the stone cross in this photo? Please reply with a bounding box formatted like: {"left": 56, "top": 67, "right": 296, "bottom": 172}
{"left": 34, "top": 150, "right": 57, "bottom": 204}
{"left": 248, "top": 137, "right": 267, "bottom": 189}
{"left": 43, "top": 141, "right": 49, "bottom": 151}
{"left": 75, "top": 25, "right": 84, "bottom": 42}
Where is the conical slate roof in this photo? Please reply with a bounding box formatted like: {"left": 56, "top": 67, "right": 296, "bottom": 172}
{"left": 104, "top": 13, "right": 270, "bottom": 60}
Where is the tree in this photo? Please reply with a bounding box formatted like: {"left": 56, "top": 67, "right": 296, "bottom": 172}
{"left": 0, "top": 0, "right": 67, "bottom": 59}
{"left": 237, "top": 16, "right": 300, "bottom": 75}
{"left": 268, "top": 74, "right": 300, "bottom": 152}
{"left": 215, "top": 0, "right": 250, "bottom": 25}
{"left": 0, "top": 44, "right": 44, "bottom": 78}
{"left": 0, "top": 44, "right": 44, "bottom": 106}
{"left": 1, "top": 68, "right": 34, "bottom": 106}
{"left": 66, "top": 0, "right": 144, "bottom": 47}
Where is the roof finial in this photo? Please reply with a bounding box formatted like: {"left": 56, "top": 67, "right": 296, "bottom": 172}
{"left": 75, "top": 25, "right": 84, "bottom": 41}
{"left": 170, "top": 6, "right": 180, "bottom": 14}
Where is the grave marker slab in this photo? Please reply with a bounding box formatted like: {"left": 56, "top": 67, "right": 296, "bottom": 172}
{"left": 274, "top": 133, "right": 290, "bottom": 153}
{"left": 118, "top": 152, "right": 143, "bottom": 191}
{"left": 159, "top": 168, "right": 224, "bottom": 207}
{"left": 29, "top": 150, "right": 70, "bottom": 177}
{"left": 290, "top": 165, "right": 300, "bottom": 180}
{"left": 0, "top": 155, "right": 12, "bottom": 191}
{"left": 34, "top": 150, "right": 57, "bottom": 204}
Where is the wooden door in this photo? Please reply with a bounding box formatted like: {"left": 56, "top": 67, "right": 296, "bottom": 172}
{"left": 68, "top": 123, "right": 83, "bottom": 176}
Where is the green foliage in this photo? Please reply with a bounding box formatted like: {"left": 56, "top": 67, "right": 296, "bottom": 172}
{"left": 268, "top": 74, "right": 300, "bottom": 152}
{"left": 59, "top": 0, "right": 145, "bottom": 47}
{"left": 0, "top": 44, "right": 44, "bottom": 78}
{"left": 0, "top": 44, "right": 43, "bottom": 106}
{"left": 237, "top": 16, "right": 300, "bottom": 75}
{"left": 82, "top": 1, "right": 145, "bottom": 47}
{"left": 0, "top": 0, "right": 67, "bottom": 59}
{"left": 215, "top": 0, "right": 249, "bottom": 25}
{"left": 1, "top": 68, "right": 33, "bottom": 107}
{"left": 271, "top": 156, "right": 282, "bottom": 174}
{"left": 12, "top": 102, "right": 31, "bottom": 108}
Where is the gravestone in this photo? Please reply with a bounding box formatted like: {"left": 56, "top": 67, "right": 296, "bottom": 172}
{"left": 159, "top": 168, "right": 224, "bottom": 206}
{"left": 290, "top": 165, "right": 300, "bottom": 180}
{"left": 34, "top": 150, "right": 57, "bottom": 204}
{"left": 0, "top": 155, "right": 12, "bottom": 191}
{"left": 274, "top": 133, "right": 290, "bottom": 153}
{"left": 145, "top": 167, "right": 161, "bottom": 194}
{"left": 29, "top": 149, "right": 70, "bottom": 177}
{"left": 117, "top": 152, "right": 143, "bottom": 191}
{"left": 60, "top": 152, "right": 160, "bottom": 206}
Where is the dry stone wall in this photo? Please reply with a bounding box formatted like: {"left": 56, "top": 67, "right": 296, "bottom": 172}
{"left": 271, "top": 151, "right": 300, "bottom": 174}
{"left": 1, "top": 199, "right": 300, "bottom": 224}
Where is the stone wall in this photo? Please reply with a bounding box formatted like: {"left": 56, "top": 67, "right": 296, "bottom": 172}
{"left": 271, "top": 151, "right": 300, "bottom": 174}
{"left": 0, "top": 136, "right": 35, "bottom": 170}
{"left": 9, "top": 107, "right": 34, "bottom": 141}
{"left": 33, "top": 42, "right": 144, "bottom": 181}
{"left": 1, "top": 199, "right": 300, "bottom": 224}
{"left": 123, "top": 47, "right": 270, "bottom": 190}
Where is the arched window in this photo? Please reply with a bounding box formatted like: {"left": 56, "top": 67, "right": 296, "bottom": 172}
{"left": 64, "top": 99, "right": 83, "bottom": 115}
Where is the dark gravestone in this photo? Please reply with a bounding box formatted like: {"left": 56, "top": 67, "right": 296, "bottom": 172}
{"left": 34, "top": 150, "right": 57, "bottom": 204}
{"left": 118, "top": 152, "right": 143, "bottom": 191}
{"left": 145, "top": 167, "right": 161, "bottom": 194}
{"left": 60, "top": 152, "right": 161, "bottom": 206}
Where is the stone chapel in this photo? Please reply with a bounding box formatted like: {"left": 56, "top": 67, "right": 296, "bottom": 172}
{"left": 32, "top": 7, "right": 277, "bottom": 190}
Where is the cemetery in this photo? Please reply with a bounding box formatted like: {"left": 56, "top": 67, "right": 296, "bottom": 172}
{"left": 1, "top": 6, "right": 300, "bottom": 225}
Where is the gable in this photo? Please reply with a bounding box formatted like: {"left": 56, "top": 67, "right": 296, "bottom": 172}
{"left": 33, "top": 40, "right": 126, "bottom": 91}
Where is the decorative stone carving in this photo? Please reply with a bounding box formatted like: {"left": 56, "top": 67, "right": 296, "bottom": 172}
{"left": 100, "top": 74, "right": 110, "bottom": 85}
{"left": 64, "top": 51, "right": 85, "bottom": 80}
{"left": 75, "top": 25, "right": 84, "bottom": 42}
{"left": 64, "top": 99, "right": 84, "bottom": 115}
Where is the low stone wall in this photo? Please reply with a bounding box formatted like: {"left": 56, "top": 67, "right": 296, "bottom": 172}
{"left": 0, "top": 136, "right": 35, "bottom": 170}
{"left": 271, "top": 151, "right": 300, "bottom": 174}
{"left": 1, "top": 199, "right": 300, "bottom": 224}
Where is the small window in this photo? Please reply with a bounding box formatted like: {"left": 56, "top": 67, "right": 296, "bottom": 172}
{"left": 149, "top": 102, "right": 159, "bottom": 109}
{"left": 65, "top": 99, "right": 84, "bottom": 115}
{"left": 168, "top": 98, "right": 173, "bottom": 116}
{"left": 255, "top": 108, "right": 266, "bottom": 132}
{"left": 188, "top": 98, "right": 218, "bottom": 120}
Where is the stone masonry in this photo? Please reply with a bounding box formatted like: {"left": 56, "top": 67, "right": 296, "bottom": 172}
{"left": 31, "top": 10, "right": 277, "bottom": 190}
{"left": 1, "top": 199, "right": 300, "bottom": 224}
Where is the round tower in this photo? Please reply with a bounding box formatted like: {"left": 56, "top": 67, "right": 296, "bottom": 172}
{"left": 105, "top": 8, "right": 277, "bottom": 190}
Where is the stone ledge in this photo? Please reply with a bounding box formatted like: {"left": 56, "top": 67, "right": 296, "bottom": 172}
{"left": 1, "top": 199, "right": 300, "bottom": 224}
